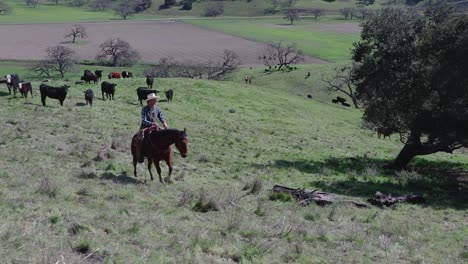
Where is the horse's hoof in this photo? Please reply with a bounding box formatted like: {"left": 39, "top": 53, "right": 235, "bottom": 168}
{"left": 164, "top": 177, "right": 172, "bottom": 184}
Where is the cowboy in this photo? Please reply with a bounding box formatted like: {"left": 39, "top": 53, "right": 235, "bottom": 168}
{"left": 135, "top": 93, "right": 168, "bottom": 163}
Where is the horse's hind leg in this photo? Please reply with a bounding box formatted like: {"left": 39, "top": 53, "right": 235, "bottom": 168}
{"left": 155, "top": 161, "right": 163, "bottom": 183}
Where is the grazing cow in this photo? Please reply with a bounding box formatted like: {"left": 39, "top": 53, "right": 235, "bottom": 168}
{"left": 336, "top": 96, "right": 347, "bottom": 104}
{"left": 332, "top": 99, "right": 338, "bottom": 104}
{"left": 81, "top": 69, "right": 98, "bottom": 84}
{"left": 108, "top": 72, "right": 121, "bottom": 79}
{"left": 377, "top": 127, "right": 393, "bottom": 139}
{"left": 307, "top": 94, "right": 312, "bottom": 99}
{"left": 101, "top": 81, "right": 117, "bottom": 100}
{"left": 165, "top": 89, "right": 174, "bottom": 102}
{"left": 244, "top": 76, "right": 252, "bottom": 84}
{"left": 136, "top": 87, "right": 159, "bottom": 105}
{"left": 39, "top": 84, "right": 70, "bottom": 106}
{"left": 18, "top": 82, "right": 33, "bottom": 99}
{"left": 84, "top": 89, "right": 94, "bottom": 106}
{"left": 146, "top": 75, "right": 154, "bottom": 89}
{"left": 80, "top": 74, "right": 98, "bottom": 84}
{"left": 342, "top": 102, "right": 351, "bottom": 107}
{"left": 122, "top": 71, "right": 133, "bottom": 78}
{"left": 94, "top": 70, "right": 103, "bottom": 81}
{"left": 6, "top": 74, "right": 20, "bottom": 96}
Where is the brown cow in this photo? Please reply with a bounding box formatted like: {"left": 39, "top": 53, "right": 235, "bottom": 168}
{"left": 19, "top": 82, "right": 33, "bottom": 99}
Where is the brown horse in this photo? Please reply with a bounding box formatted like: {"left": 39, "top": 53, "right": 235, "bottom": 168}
{"left": 131, "top": 128, "right": 188, "bottom": 183}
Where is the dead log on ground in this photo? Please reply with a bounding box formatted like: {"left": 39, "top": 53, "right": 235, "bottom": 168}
{"left": 272, "top": 185, "right": 369, "bottom": 208}
{"left": 367, "top": 191, "right": 425, "bottom": 207}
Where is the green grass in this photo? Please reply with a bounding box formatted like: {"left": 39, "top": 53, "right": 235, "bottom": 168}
{"left": 0, "top": 63, "right": 466, "bottom": 262}
{"left": 187, "top": 17, "right": 361, "bottom": 62}
{"left": 0, "top": 0, "right": 119, "bottom": 23}
{"left": 0, "top": 0, "right": 401, "bottom": 24}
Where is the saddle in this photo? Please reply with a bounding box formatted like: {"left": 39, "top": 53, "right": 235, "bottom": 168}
{"left": 136, "top": 126, "right": 160, "bottom": 143}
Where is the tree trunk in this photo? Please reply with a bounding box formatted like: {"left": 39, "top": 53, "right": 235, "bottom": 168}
{"left": 351, "top": 96, "right": 359, "bottom": 108}
{"left": 389, "top": 141, "right": 455, "bottom": 170}
{"left": 72, "top": 35, "right": 76, "bottom": 43}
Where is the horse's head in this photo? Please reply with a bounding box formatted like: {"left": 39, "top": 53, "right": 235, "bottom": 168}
{"left": 175, "top": 128, "right": 188, "bottom": 158}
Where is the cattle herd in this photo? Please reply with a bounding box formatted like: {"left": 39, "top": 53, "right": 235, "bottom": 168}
{"left": 1, "top": 70, "right": 174, "bottom": 107}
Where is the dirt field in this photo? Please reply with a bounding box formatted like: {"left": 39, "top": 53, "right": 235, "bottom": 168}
{"left": 0, "top": 20, "right": 325, "bottom": 67}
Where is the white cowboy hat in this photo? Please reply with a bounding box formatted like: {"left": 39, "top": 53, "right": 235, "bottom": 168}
{"left": 147, "top": 93, "right": 159, "bottom": 101}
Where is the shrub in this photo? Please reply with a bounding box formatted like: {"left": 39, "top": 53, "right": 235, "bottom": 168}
{"left": 204, "top": 2, "right": 224, "bottom": 17}
{"left": 269, "top": 192, "right": 292, "bottom": 202}
{"left": 37, "top": 177, "right": 59, "bottom": 198}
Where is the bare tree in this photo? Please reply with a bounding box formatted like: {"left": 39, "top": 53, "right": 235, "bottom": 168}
{"left": 260, "top": 42, "right": 304, "bottom": 71}
{"left": 89, "top": 0, "right": 111, "bottom": 11}
{"left": 114, "top": 0, "right": 136, "bottom": 20}
{"left": 65, "top": 24, "right": 87, "bottom": 43}
{"left": 322, "top": 64, "right": 359, "bottom": 108}
{"left": 0, "top": 1, "right": 12, "bottom": 14}
{"left": 24, "top": 0, "right": 40, "bottom": 8}
{"left": 204, "top": 2, "right": 224, "bottom": 17}
{"left": 310, "top": 8, "right": 325, "bottom": 20}
{"left": 46, "top": 45, "right": 78, "bottom": 78}
{"left": 144, "top": 50, "right": 240, "bottom": 80}
{"left": 283, "top": 8, "right": 300, "bottom": 25}
{"left": 96, "top": 38, "right": 140, "bottom": 66}
{"left": 340, "top": 8, "right": 356, "bottom": 20}
{"left": 28, "top": 60, "right": 55, "bottom": 77}
{"left": 358, "top": 8, "right": 373, "bottom": 19}
{"left": 207, "top": 49, "right": 241, "bottom": 80}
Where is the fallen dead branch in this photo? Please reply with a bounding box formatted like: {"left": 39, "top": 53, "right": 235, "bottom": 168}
{"left": 272, "top": 185, "right": 425, "bottom": 208}
{"left": 272, "top": 185, "right": 369, "bottom": 208}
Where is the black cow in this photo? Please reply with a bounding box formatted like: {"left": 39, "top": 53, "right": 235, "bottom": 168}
{"left": 84, "top": 89, "right": 94, "bottom": 106}
{"left": 101, "top": 81, "right": 117, "bottom": 100}
{"left": 6, "top": 74, "right": 20, "bottom": 96}
{"left": 336, "top": 96, "right": 347, "bottom": 104}
{"left": 39, "top": 84, "right": 70, "bottom": 106}
{"left": 19, "top": 82, "right": 33, "bottom": 99}
{"left": 81, "top": 69, "right": 98, "bottom": 84}
{"left": 165, "top": 89, "right": 174, "bottom": 102}
{"left": 136, "top": 87, "right": 159, "bottom": 105}
{"left": 342, "top": 102, "right": 351, "bottom": 107}
{"left": 332, "top": 99, "right": 338, "bottom": 104}
{"left": 80, "top": 75, "right": 98, "bottom": 84}
{"left": 94, "top": 70, "right": 103, "bottom": 82}
{"left": 146, "top": 75, "right": 154, "bottom": 89}
{"left": 122, "top": 71, "right": 133, "bottom": 78}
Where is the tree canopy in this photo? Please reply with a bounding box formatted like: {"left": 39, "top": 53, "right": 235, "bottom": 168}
{"left": 351, "top": 3, "right": 468, "bottom": 169}
{"left": 96, "top": 38, "right": 140, "bottom": 66}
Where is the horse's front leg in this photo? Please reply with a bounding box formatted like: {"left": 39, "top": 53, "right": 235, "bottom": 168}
{"left": 155, "top": 160, "right": 163, "bottom": 183}
{"left": 164, "top": 158, "right": 173, "bottom": 184}
{"left": 147, "top": 159, "right": 154, "bottom": 181}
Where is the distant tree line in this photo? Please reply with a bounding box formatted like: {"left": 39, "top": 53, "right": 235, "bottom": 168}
{"left": 144, "top": 50, "right": 241, "bottom": 80}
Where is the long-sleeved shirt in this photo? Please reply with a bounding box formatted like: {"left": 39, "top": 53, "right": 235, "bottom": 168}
{"left": 140, "top": 105, "right": 166, "bottom": 129}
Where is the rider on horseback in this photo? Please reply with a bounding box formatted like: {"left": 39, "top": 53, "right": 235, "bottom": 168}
{"left": 135, "top": 93, "right": 168, "bottom": 163}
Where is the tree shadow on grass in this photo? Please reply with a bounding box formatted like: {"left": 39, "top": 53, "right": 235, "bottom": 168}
{"left": 100, "top": 171, "right": 144, "bottom": 185}
{"left": 269, "top": 156, "right": 467, "bottom": 209}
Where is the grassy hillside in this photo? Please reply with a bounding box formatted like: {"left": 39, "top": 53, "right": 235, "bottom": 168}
{"left": 0, "top": 0, "right": 402, "bottom": 24}
{"left": 186, "top": 17, "right": 360, "bottom": 62}
{"left": 0, "top": 69, "right": 466, "bottom": 262}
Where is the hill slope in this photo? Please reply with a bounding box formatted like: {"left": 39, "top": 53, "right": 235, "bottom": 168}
{"left": 0, "top": 75, "right": 466, "bottom": 263}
